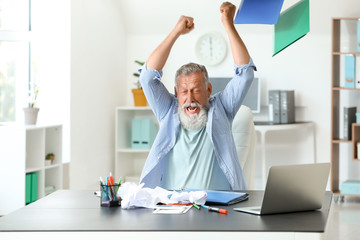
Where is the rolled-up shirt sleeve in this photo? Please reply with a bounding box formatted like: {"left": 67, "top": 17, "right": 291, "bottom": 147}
{"left": 139, "top": 65, "right": 174, "bottom": 121}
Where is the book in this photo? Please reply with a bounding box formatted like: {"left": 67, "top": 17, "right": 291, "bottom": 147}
{"left": 344, "top": 107, "right": 357, "bottom": 140}
{"left": 204, "top": 190, "right": 249, "bottom": 205}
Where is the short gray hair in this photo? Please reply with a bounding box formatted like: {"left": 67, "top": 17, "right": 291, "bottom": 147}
{"left": 175, "top": 62, "right": 209, "bottom": 88}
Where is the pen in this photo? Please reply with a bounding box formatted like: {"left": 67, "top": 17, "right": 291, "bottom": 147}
{"left": 202, "top": 205, "right": 228, "bottom": 214}
{"left": 193, "top": 203, "right": 200, "bottom": 210}
{"left": 116, "top": 178, "right": 122, "bottom": 193}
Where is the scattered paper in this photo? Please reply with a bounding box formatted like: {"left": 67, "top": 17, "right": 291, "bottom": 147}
{"left": 153, "top": 205, "right": 193, "bottom": 214}
{"left": 116, "top": 182, "right": 207, "bottom": 209}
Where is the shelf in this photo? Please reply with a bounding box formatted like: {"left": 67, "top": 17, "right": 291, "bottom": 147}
{"left": 116, "top": 148, "right": 150, "bottom": 153}
{"left": 332, "top": 139, "right": 352, "bottom": 144}
{"left": 45, "top": 163, "right": 62, "bottom": 170}
{"left": 330, "top": 17, "right": 360, "bottom": 197}
{"left": 332, "top": 17, "right": 360, "bottom": 21}
{"left": 332, "top": 52, "right": 360, "bottom": 56}
{"left": 332, "top": 87, "right": 360, "bottom": 91}
{"left": 26, "top": 167, "right": 42, "bottom": 173}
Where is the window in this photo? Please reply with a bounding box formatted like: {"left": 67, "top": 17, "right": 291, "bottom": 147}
{"left": 0, "top": 0, "right": 30, "bottom": 123}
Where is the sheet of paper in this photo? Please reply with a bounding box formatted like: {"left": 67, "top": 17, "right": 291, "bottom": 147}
{"left": 273, "top": 0, "right": 310, "bottom": 56}
{"left": 234, "top": 0, "right": 284, "bottom": 25}
{"left": 153, "top": 205, "right": 192, "bottom": 214}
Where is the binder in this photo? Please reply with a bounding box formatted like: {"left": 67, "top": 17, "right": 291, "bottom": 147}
{"left": 131, "top": 119, "right": 142, "bottom": 149}
{"left": 132, "top": 118, "right": 157, "bottom": 149}
{"left": 345, "top": 55, "right": 355, "bottom": 88}
{"left": 180, "top": 189, "right": 249, "bottom": 205}
{"left": 280, "top": 90, "right": 295, "bottom": 123}
{"left": 268, "top": 90, "right": 281, "bottom": 123}
{"left": 357, "top": 20, "right": 360, "bottom": 53}
{"left": 25, "top": 174, "right": 32, "bottom": 204}
{"left": 344, "top": 107, "right": 357, "bottom": 140}
{"left": 31, "top": 172, "right": 38, "bottom": 202}
{"left": 205, "top": 190, "right": 249, "bottom": 205}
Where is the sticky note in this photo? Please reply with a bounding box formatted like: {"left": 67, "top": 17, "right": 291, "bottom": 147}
{"left": 234, "top": 0, "right": 284, "bottom": 25}
{"left": 273, "top": 0, "right": 310, "bottom": 56}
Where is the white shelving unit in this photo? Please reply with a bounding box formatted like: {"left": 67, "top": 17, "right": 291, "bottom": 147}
{"left": 0, "top": 124, "right": 63, "bottom": 215}
{"left": 115, "top": 106, "right": 158, "bottom": 183}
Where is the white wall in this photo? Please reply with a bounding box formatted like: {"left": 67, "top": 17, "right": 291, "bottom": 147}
{"left": 67, "top": 0, "right": 360, "bottom": 190}
{"left": 70, "top": 0, "right": 126, "bottom": 189}
{"left": 31, "top": 0, "right": 71, "bottom": 164}
{"left": 119, "top": 0, "right": 360, "bottom": 188}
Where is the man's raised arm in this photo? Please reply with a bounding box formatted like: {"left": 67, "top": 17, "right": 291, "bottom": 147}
{"left": 220, "top": 2, "right": 250, "bottom": 66}
{"left": 146, "top": 16, "right": 195, "bottom": 70}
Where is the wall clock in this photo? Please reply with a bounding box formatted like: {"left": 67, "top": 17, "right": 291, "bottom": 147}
{"left": 195, "top": 32, "right": 227, "bottom": 66}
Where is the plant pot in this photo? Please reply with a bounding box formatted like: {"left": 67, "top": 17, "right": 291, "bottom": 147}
{"left": 45, "top": 159, "right": 52, "bottom": 166}
{"left": 132, "top": 89, "right": 147, "bottom": 106}
{"left": 23, "top": 108, "right": 39, "bottom": 125}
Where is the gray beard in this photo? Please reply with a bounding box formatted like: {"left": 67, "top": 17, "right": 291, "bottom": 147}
{"left": 178, "top": 102, "right": 209, "bottom": 130}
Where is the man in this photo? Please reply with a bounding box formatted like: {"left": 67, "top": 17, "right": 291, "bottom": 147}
{"left": 139, "top": 2, "right": 256, "bottom": 190}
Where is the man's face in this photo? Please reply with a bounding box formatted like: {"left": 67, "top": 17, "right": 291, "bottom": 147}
{"left": 175, "top": 72, "right": 212, "bottom": 116}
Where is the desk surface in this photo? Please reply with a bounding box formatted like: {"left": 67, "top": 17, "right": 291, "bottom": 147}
{"left": 0, "top": 190, "right": 332, "bottom": 233}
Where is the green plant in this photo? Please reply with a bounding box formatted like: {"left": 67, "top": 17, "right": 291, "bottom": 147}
{"left": 45, "top": 153, "right": 55, "bottom": 161}
{"left": 133, "top": 60, "right": 145, "bottom": 89}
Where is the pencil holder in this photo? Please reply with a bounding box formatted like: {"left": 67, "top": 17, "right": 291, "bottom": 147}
{"left": 100, "top": 183, "right": 121, "bottom": 207}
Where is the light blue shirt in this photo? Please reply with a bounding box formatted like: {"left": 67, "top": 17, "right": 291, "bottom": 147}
{"left": 139, "top": 59, "right": 256, "bottom": 190}
{"left": 163, "top": 127, "right": 231, "bottom": 190}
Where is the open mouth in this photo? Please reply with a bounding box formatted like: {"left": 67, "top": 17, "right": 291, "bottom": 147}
{"left": 186, "top": 106, "right": 199, "bottom": 114}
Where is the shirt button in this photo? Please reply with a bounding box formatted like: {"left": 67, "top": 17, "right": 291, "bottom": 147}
{"left": 157, "top": 156, "right": 160, "bottom": 159}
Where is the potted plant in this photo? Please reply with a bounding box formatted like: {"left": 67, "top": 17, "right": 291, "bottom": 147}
{"left": 23, "top": 61, "right": 40, "bottom": 125}
{"left": 131, "top": 60, "right": 147, "bottom": 106}
{"left": 45, "top": 153, "right": 55, "bottom": 166}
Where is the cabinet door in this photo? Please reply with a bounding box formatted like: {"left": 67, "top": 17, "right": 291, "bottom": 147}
{"left": 0, "top": 128, "right": 26, "bottom": 215}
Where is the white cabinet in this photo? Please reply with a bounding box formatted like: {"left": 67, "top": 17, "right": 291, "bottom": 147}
{"left": 115, "top": 107, "right": 158, "bottom": 183}
{"left": 0, "top": 124, "right": 62, "bottom": 215}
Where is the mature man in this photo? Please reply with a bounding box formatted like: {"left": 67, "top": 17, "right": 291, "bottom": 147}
{"left": 139, "top": 2, "right": 256, "bottom": 190}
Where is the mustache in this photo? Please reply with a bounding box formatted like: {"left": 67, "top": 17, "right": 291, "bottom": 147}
{"left": 182, "top": 102, "right": 201, "bottom": 108}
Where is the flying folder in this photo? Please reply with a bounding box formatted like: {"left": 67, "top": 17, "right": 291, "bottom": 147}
{"left": 273, "top": 0, "right": 310, "bottom": 56}
{"left": 234, "top": 0, "right": 284, "bottom": 25}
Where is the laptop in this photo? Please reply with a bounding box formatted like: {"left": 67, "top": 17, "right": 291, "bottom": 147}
{"left": 234, "top": 163, "right": 330, "bottom": 215}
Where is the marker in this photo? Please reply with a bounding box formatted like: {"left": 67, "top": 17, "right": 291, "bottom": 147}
{"left": 193, "top": 203, "right": 200, "bottom": 210}
{"left": 202, "top": 205, "right": 228, "bottom": 214}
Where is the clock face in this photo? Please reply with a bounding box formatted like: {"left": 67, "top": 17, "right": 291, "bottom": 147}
{"left": 195, "top": 32, "right": 227, "bottom": 66}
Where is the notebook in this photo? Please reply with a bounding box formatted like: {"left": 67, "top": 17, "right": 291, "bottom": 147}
{"left": 234, "top": 163, "right": 330, "bottom": 215}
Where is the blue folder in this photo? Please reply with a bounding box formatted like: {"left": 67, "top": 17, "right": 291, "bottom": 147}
{"left": 234, "top": 0, "right": 284, "bottom": 25}
{"left": 178, "top": 189, "right": 249, "bottom": 205}
{"left": 205, "top": 190, "right": 249, "bottom": 205}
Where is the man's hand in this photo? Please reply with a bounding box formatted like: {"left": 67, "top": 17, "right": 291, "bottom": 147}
{"left": 146, "top": 15, "right": 194, "bottom": 70}
{"left": 173, "top": 16, "right": 195, "bottom": 36}
{"left": 219, "top": 1, "right": 250, "bottom": 66}
{"left": 220, "top": 2, "right": 236, "bottom": 26}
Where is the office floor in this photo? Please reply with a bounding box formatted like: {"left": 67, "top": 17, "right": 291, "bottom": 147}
{"left": 325, "top": 196, "right": 360, "bottom": 240}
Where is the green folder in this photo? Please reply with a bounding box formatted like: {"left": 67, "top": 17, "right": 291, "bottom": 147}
{"left": 31, "top": 172, "right": 38, "bottom": 202}
{"left": 273, "top": 0, "right": 309, "bottom": 56}
{"left": 25, "top": 174, "right": 32, "bottom": 204}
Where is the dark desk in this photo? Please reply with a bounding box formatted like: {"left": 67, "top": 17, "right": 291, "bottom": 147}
{"left": 0, "top": 190, "right": 332, "bottom": 239}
